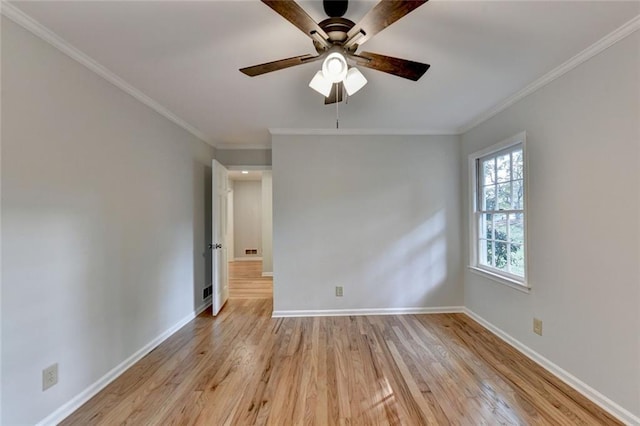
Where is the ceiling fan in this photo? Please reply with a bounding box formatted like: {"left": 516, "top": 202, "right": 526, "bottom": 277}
{"left": 240, "top": 0, "right": 431, "bottom": 105}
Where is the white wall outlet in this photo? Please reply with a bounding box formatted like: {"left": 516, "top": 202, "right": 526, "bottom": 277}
{"left": 43, "top": 363, "right": 58, "bottom": 391}
{"left": 335, "top": 286, "right": 343, "bottom": 297}
{"left": 533, "top": 318, "right": 543, "bottom": 336}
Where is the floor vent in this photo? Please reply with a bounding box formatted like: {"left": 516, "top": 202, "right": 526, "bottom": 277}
{"left": 203, "top": 285, "right": 213, "bottom": 300}
{"left": 245, "top": 249, "right": 258, "bottom": 255}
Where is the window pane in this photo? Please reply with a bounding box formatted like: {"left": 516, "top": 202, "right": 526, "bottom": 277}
{"left": 497, "top": 182, "right": 511, "bottom": 210}
{"left": 510, "top": 244, "right": 525, "bottom": 276}
{"left": 475, "top": 144, "right": 526, "bottom": 280}
{"left": 480, "top": 213, "right": 493, "bottom": 240}
{"left": 479, "top": 239, "right": 492, "bottom": 267}
{"left": 494, "top": 213, "right": 507, "bottom": 241}
{"left": 512, "top": 149, "right": 523, "bottom": 180}
{"left": 509, "top": 213, "right": 524, "bottom": 244}
{"left": 482, "top": 185, "right": 496, "bottom": 211}
{"left": 483, "top": 159, "right": 495, "bottom": 185}
{"left": 494, "top": 242, "right": 507, "bottom": 270}
{"left": 496, "top": 153, "right": 511, "bottom": 182}
{"left": 480, "top": 240, "right": 494, "bottom": 266}
{"left": 512, "top": 179, "right": 524, "bottom": 209}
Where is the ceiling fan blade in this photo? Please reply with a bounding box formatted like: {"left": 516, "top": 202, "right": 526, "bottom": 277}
{"left": 240, "top": 53, "right": 324, "bottom": 77}
{"left": 352, "top": 52, "right": 430, "bottom": 81}
{"left": 344, "top": 0, "right": 428, "bottom": 49}
{"left": 325, "top": 83, "right": 343, "bottom": 105}
{"left": 262, "top": 0, "right": 331, "bottom": 48}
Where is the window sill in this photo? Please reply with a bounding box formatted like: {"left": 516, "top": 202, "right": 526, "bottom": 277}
{"left": 467, "top": 266, "right": 531, "bottom": 294}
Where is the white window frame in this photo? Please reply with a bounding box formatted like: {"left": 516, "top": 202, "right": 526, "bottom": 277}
{"left": 468, "top": 131, "right": 529, "bottom": 292}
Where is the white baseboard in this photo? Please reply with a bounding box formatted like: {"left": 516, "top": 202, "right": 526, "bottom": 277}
{"left": 195, "top": 302, "right": 211, "bottom": 316}
{"left": 463, "top": 308, "right": 640, "bottom": 426}
{"left": 36, "top": 301, "right": 212, "bottom": 426}
{"left": 33, "top": 301, "right": 636, "bottom": 425}
{"left": 233, "top": 257, "right": 262, "bottom": 262}
{"left": 272, "top": 306, "right": 464, "bottom": 318}
{"left": 261, "top": 272, "right": 273, "bottom": 277}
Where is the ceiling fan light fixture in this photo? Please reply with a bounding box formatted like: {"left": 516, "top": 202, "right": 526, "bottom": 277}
{"left": 321, "top": 52, "right": 348, "bottom": 83}
{"left": 309, "top": 70, "right": 333, "bottom": 97}
{"left": 344, "top": 67, "right": 368, "bottom": 96}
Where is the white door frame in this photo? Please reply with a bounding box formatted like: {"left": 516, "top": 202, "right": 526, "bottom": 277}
{"left": 226, "top": 165, "right": 273, "bottom": 277}
{"left": 211, "top": 160, "right": 229, "bottom": 316}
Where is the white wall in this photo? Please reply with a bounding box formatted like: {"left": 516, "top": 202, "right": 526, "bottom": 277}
{"left": 261, "top": 171, "right": 273, "bottom": 275}
{"left": 1, "top": 19, "right": 215, "bottom": 425}
{"left": 272, "top": 134, "right": 463, "bottom": 313}
{"left": 461, "top": 32, "right": 640, "bottom": 420}
{"left": 233, "top": 180, "right": 262, "bottom": 259}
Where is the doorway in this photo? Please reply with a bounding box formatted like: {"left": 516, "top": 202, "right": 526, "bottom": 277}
{"left": 226, "top": 168, "right": 273, "bottom": 300}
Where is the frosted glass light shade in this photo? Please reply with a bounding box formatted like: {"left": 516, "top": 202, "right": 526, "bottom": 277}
{"left": 309, "top": 71, "right": 333, "bottom": 97}
{"left": 321, "top": 52, "right": 348, "bottom": 83}
{"left": 344, "top": 67, "right": 367, "bottom": 96}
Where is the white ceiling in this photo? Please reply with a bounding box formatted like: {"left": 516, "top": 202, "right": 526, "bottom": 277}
{"left": 228, "top": 170, "right": 263, "bottom": 181}
{"left": 8, "top": 1, "right": 639, "bottom": 148}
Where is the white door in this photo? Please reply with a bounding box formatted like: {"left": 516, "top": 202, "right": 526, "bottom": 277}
{"left": 211, "top": 159, "right": 229, "bottom": 315}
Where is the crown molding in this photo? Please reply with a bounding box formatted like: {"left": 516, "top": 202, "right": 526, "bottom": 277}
{"left": 269, "top": 128, "right": 459, "bottom": 136}
{"left": 225, "top": 165, "right": 272, "bottom": 171}
{"left": 216, "top": 143, "right": 272, "bottom": 150}
{"left": 1, "top": 1, "right": 213, "bottom": 146}
{"left": 458, "top": 14, "right": 640, "bottom": 134}
{"left": 3, "top": 1, "right": 637, "bottom": 146}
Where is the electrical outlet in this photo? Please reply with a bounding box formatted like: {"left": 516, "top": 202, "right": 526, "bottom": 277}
{"left": 335, "top": 286, "right": 343, "bottom": 297}
{"left": 43, "top": 363, "right": 58, "bottom": 391}
{"left": 533, "top": 318, "right": 543, "bottom": 336}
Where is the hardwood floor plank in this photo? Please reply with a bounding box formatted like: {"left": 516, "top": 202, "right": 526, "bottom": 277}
{"left": 229, "top": 260, "right": 273, "bottom": 299}
{"left": 445, "top": 314, "right": 621, "bottom": 425}
{"left": 431, "top": 315, "right": 589, "bottom": 425}
{"left": 61, "top": 262, "right": 623, "bottom": 425}
{"left": 314, "top": 317, "right": 330, "bottom": 426}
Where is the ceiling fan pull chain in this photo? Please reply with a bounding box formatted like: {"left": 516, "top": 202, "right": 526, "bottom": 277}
{"left": 336, "top": 83, "right": 340, "bottom": 129}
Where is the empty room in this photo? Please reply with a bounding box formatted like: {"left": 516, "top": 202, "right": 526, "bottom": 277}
{"left": 1, "top": 0, "right": 639, "bottom": 425}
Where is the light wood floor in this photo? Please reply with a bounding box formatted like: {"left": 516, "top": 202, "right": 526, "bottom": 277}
{"left": 229, "top": 260, "right": 273, "bottom": 299}
{"left": 61, "top": 264, "right": 619, "bottom": 425}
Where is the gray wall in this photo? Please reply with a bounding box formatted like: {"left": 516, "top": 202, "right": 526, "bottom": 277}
{"left": 261, "top": 171, "right": 273, "bottom": 274}
{"left": 226, "top": 180, "right": 235, "bottom": 266}
{"left": 272, "top": 134, "right": 463, "bottom": 313}
{"left": 233, "top": 180, "right": 262, "bottom": 259}
{"left": 216, "top": 149, "right": 271, "bottom": 166}
{"left": 461, "top": 32, "right": 639, "bottom": 419}
{"left": 1, "top": 19, "right": 215, "bottom": 425}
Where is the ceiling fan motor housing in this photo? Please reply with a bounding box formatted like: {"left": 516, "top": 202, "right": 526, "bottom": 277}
{"left": 313, "top": 18, "right": 358, "bottom": 53}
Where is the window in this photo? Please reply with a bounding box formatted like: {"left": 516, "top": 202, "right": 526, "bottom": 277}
{"left": 469, "top": 132, "right": 527, "bottom": 288}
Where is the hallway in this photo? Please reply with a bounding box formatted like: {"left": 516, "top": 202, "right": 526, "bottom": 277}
{"left": 228, "top": 260, "right": 273, "bottom": 299}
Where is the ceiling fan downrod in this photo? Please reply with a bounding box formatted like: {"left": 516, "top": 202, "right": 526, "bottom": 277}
{"left": 324, "top": 0, "right": 348, "bottom": 18}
